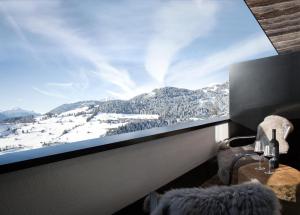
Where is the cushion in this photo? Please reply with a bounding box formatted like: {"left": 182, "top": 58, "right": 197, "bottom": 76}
{"left": 257, "top": 115, "right": 293, "bottom": 154}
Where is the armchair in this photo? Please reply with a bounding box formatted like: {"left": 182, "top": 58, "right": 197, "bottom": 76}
{"left": 217, "top": 115, "right": 293, "bottom": 185}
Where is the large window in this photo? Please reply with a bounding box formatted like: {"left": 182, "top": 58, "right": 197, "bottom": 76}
{"left": 0, "top": 0, "right": 276, "bottom": 154}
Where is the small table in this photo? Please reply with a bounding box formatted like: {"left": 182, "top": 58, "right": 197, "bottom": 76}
{"left": 238, "top": 163, "right": 300, "bottom": 202}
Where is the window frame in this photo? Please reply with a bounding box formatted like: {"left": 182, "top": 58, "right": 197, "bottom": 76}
{"left": 0, "top": 117, "right": 229, "bottom": 174}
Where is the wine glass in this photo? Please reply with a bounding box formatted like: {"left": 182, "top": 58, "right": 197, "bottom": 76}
{"left": 264, "top": 144, "right": 275, "bottom": 175}
{"left": 254, "top": 140, "right": 265, "bottom": 170}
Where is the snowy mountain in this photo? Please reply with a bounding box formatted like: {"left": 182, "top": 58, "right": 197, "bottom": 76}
{"left": 0, "top": 82, "right": 228, "bottom": 154}
{"left": 0, "top": 113, "right": 6, "bottom": 121}
{"left": 0, "top": 108, "right": 40, "bottom": 122}
{"left": 49, "top": 82, "right": 229, "bottom": 119}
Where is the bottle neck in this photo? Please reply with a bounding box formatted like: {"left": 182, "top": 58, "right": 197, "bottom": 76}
{"left": 272, "top": 129, "right": 276, "bottom": 140}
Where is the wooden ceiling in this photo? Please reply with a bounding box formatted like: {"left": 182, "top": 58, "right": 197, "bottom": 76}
{"left": 245, "top": 0, "right": 300, "bottom": 54}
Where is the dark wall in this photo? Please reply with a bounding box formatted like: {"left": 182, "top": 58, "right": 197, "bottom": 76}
{"left": 292, "top": 54, "right": 300, "bottom": 104}
{"left": 229, "top": 51, "right": 300, "bottom": 169}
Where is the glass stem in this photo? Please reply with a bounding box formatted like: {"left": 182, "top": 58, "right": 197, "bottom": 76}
{"left": 259, "top": 155, "right": 262, "bottom": 169}
{"left": 269, "top": 159, "right": 271, "bottom": 173}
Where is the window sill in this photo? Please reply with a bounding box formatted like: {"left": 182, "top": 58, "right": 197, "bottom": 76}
{"left": 0, "top": 116, "right": 229, "bottom": 174}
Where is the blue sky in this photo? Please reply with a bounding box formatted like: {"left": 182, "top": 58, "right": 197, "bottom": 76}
{"left": 0, "top": 0, "right": 277, "bottom": 113}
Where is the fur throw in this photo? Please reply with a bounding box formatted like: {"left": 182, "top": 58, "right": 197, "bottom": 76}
{"left": 144, "top": 182, "right": 281, "bottom": 215}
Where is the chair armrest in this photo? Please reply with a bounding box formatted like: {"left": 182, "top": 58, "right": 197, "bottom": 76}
{"left": 228, "top": 152, "right": 257, "bottom": 184}
{"left": 224, "top": 135, "right": 256, "bottom": 147}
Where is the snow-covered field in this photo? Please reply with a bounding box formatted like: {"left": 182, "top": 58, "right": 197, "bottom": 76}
{"left": 0, "top": 107, "right": 159, "bottom": 154}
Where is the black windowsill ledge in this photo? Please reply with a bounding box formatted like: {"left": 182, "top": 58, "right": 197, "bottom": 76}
{"left": 0, "top": 117, "right": 229, "bottom": 174}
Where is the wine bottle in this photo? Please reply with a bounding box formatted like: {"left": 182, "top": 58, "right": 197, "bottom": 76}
{"left": 270, "top": 129, "right": 279, "bottom": 168}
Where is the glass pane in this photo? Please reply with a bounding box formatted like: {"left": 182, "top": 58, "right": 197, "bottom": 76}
{"left": 0, "top": 0, "right": 277, "bottom": 154}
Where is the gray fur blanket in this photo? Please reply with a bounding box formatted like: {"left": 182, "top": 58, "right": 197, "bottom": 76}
{"left": 144, "top": 182, "right": 281, "bottom": 215}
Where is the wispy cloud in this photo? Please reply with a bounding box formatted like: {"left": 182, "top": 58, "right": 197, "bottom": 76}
{"left": 106, "top": 82, "right": 161, "bottom": 100}
{"left": 46, "top": 82, "right": 73, "bottom": 88}
{"left": 145, "top": 0, "right": 219, "bottom": 84}
{"left": 93, "top": 0, "right": 156, "bottom": 64}
{"left": 1, "top": 0, "right": 137, "bottom": 96}
{"left": 40, "top": 70, "right": 91, "bottom": 100}
{"left": 32, "top": 87, "right": 67, "bottom": 99}
{"left": 68, "top": 69, "right": 90, "bottom": 91}
{"left": 165, "top": 34, "right": 275, "bottom": 89}
{"left": 0, "top": 3, "right": 41, "bottom": 62}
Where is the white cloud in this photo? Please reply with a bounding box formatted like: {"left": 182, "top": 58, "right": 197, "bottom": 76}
{"left": 165, "top": 34, "right": 275, "bottom": 89}
{"left": 145, "top": 0, "right": 219, "bottom": 84}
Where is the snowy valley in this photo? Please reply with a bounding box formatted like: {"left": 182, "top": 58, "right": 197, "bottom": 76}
{"left": 0, "top": 82, "right": 229, "bottom": 154}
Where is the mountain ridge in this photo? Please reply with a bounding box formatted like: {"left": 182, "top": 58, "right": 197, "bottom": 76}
{"left": 49, "top": 82, "right": 229, "bottom": 118}
{"left": 0, "top": 108, "right": 40, "bottom": 121}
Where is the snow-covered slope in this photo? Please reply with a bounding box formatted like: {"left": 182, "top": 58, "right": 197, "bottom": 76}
{"left": 0, "top": 107, "right": 159, "bottom": 154}
{"left": 49, "top": 101, "right": 100, "bottom": 115}
{"left": 0, "top": 82, "right": 228, "bottom": 154}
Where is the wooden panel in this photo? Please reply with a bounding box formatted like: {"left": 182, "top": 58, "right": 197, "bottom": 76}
{"left": 246, "top": 0, "right": 296, "bottom": 8}
{"left": 245, "top": 0, "right": 300, "bottom": 54}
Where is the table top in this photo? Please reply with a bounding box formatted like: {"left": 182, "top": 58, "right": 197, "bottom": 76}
{"left": 238, "top": 163, "right": 300, "bottom": 185}
{"left": 238, "top": 162, "right": 300, "bottom": 202}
